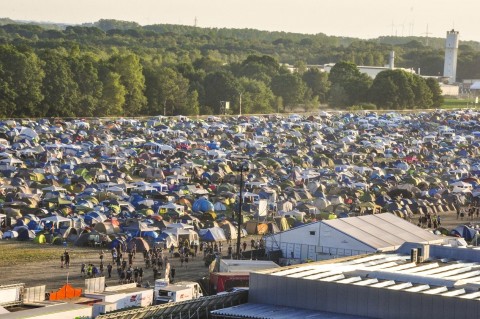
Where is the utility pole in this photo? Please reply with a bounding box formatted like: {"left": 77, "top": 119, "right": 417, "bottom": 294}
{"left": 235, "top": 162, "right": 249, "bottom": 259}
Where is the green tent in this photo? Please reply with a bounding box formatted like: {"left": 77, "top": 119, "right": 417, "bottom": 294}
{"left": 34, "top": 233, "right": 46, "bottom": 244}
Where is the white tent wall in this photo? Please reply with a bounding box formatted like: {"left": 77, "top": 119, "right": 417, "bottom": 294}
{"left": 265, "top": 222, "right": 321, "bottom": 261}
{"left": 318, "top": 222, "right": 376, "bottom": 257}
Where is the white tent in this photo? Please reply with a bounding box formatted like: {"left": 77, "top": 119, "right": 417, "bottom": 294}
{"left": 470, "top": 81, "right": 480, "bottom": 90}
{"left": 162, "top": 227, "right": 199, "bottom": 245}
{"left": 158, "top": 203, "right": 185, "bottom": 214}
{"left": 41, "top": 215, "right": 73, "bottom": 231}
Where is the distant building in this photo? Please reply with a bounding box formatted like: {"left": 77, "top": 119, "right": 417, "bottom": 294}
{"left": 439, "top": 83, "right": 460, "bottom": 96}
{"left": 322, "top": 51, "right": 416, "bottom": 79}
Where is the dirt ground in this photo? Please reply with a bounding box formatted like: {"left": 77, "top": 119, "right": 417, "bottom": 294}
{"left": 0, "top": 236, "right": 262, "bottom": 293}
{"left": 0, "top": 210, "right": 474, "bottom": 294}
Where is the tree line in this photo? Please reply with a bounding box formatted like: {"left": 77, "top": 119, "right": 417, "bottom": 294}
{"left": 0, "top": 20, "right": 468, "bottom": 117}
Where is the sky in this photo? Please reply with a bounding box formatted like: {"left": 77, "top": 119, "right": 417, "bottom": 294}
{"left": 2, "top": 0, "right": 480, "bottom": 42}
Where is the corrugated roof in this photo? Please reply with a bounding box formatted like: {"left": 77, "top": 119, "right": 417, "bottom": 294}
{"left": 322, "top": 213, "right": 443, "bottom": 251}
{"left": 211, "top": 303, "right": 370, "bottom": 319}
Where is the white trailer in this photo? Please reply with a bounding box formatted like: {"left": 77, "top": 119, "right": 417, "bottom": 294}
{"left": 154, "top": 280, "right": 203, "bottom": 304}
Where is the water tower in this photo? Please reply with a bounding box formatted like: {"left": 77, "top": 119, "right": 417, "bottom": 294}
{"left": 443, "top": 29, "right": 459, "bottom": 84}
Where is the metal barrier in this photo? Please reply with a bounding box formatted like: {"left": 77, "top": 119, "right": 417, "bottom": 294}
{"left": 96, "top": 290, "right": 248, "bottom": 319}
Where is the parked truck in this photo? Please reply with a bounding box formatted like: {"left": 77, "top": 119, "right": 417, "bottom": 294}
{"left": 154, "top": 279, "right": 203, "bottom": 304}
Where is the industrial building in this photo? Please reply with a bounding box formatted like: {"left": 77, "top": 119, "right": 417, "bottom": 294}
{"left": 212, "top": 243, "right": 480, "bottom": 319}
{"left": 264, "top": 213, "right": 444, "bottom": 262}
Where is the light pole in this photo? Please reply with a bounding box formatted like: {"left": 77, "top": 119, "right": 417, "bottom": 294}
{"left": 239, "top": 92, "right": 243, "bottom": 116}
{"left": 235, "top": 162, "right": 249, "bottom": 259}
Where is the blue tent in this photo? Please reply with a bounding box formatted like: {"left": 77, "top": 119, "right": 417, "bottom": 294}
{"left": 451, "top": 225, "right": 477, "bottom": 241}
{"left": 200, "top": 227, "right": 226, "bottom": 242}
{"left": 192, "top": 198, "right": 214, "bottom": 213}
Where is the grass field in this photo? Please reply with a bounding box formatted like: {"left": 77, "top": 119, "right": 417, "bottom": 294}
{"left": 442, "top": 98, "right": 476, "bottom": 109}
{"left": 0, "top": 241, "right": 93, "bottom": 267}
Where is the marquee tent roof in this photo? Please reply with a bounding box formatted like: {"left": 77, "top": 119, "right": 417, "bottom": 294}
{"left": 322, "top": 213, "right": 443, "bottom": 251}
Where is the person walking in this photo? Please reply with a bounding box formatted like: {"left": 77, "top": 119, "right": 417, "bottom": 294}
{"left": 139, "top": 267, "right": 143, "bottom": 283}
{"left": 64, "top": 251, "right": 70, "bottom": 268}
{"left": 107, "top": 263, "right": 113, "bottom": 278}
{"left": 170, "top": 266, "right": 176, "bottom": 283}
{"left": 81, "top": 263, "right": 86, "bottom": 277}
{"left": 60, "top": 254, "right": 65, "bottom": 268}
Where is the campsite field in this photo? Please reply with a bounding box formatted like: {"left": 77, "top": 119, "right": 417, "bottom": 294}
{"left": 0, "top": 211, "right": 472, "bottom": 293}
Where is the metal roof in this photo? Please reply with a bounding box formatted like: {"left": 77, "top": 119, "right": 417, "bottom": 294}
{"left": 211, "top": 303, "right": 370, "bottom": 319}
{"left": 263, "top": 253, "right": 480, "bottom": 300}
{"left": 322, "top": 213, "right": 443, "bottom": 251}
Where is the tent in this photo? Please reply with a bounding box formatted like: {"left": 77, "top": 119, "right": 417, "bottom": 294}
{"left": 192, "top": 197, "right": 214, "bottom": 213}
{"left": 157, "top": 232, "right": 178, "bottom": 248}
{"left": 162, "top": 226, "right": 199, "bottom": 246}
{"left": 199, "top": 227, "right": 227, "bottom": 242}
{"left": 16, "top": 226, "right": 35, "bottom": 241}
{"left": 94, "top": 222, "right": 119, "bottom": 234}
{"left": 244, "top": 221, "right": 268, "bottom": 235}
{"left": 220, "top": 221, "right": 238, "bottom": 240}
{"left": 33, "top": 233, "right": 47, "bottom": 244}
{"left": 3, "top": 230, "right": 18, "bottom": 239}
{"left": 451, "top": 225, "right": 477, "bottom": 241}
{"left": 41, "top": 215, "right": 73, "bottom": 230}
{"left": 127, "top": 237, "right": 150, "bottom": 252}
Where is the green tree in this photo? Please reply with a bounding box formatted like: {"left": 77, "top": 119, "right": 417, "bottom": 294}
{"left": 39, "top": 49, "right": 79, "bottom": 117}
{"left": 369, "top": 70, "right": 434, "bottom": 109}
{"left": 232, "top": 55, "right": 281, "bottom": 86}
{"left": 302, "top": 68, "right": 330, "bottom": 103}
{"left": 108, "top": 53, "right": 147, "bottom": 116}
{"left": 0, "top": 45, "right": 44, "bottom": 117}
{"left": 270, "top": 73, "right": 306, "bottom": 110}
{"left": 237, "top": 77, "right": 275, "bottom": 114}
{"left": 203, "top": 71, "right": 239, "bottom": 114}
{"left": 328, "top": 61, "right": 372, "bottom": 107}
{"left": 425, "top": 78, "right": 444, "bottom": 108}
{"left": 144, "top": 66, "right": 198, "bottom": 116}
{"left": 97, "top": 71, "right": 126, "bottom": 116}
{"left": 409, "top": 74, "right": 433, "bottom": 108}
{"left": 70, "top": 55, "right": 103, "bottom": 117}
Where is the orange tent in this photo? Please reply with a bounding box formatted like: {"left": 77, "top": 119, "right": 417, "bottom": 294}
{"left": 49, "top": 283, "right": 82, "bottom": 300}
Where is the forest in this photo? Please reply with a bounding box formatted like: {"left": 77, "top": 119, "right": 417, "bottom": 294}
{"left": 0, "top": 18, "right": 478, "bottom": 117}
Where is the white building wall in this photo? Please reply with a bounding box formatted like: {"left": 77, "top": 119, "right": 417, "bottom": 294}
{"left": 444, "top": 30, "right": 459, "bottom": 84}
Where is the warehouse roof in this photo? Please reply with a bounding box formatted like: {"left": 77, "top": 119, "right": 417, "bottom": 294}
{"left": 211, "top": 303, "right": 370, "bottom": 319}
